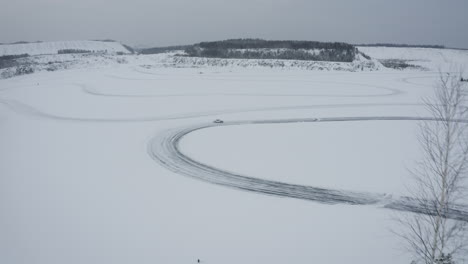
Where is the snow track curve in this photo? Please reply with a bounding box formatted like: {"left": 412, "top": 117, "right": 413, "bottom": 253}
{"left": 148, "top": 116, "right": 468, "bottom": 221}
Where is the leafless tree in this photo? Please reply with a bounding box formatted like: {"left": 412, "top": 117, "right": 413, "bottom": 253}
{"left": 396, "top": 72, "right": 468, "bottom": 264}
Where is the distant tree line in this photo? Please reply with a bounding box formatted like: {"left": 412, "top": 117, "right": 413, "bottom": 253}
{"left": 357, "top": 43, "right": 445, "bottom": 49}
{"left": 0, "top": 54, "right": 29, "bottom": 69}
{"left": 0, "top": 41, "right": 42, "bottom": 46}
{"left": 378, "top": 59, "right": 422, "bottom": 70}
{"left": 57, "top": 49, "right": 93, "bottom": 54}
{"left": 184, "top": 39, "right": 357, "bottom": 62}
{"left": 195, "top": 39, "right": 355, "bottom": 50}
{"left": 91, "top": 39, "right": 117, "bottom": 43}
{"left": 0, "top": 54, "right": 29, "bottom": 60}
{"left": 139, "top": 45, "right": 192, "bottom": 54}
{"left": 0, "top": 53, "right": 34, "bottom": 79}
{"left": 186, "top": 47, "right": 356, "bottom": 62}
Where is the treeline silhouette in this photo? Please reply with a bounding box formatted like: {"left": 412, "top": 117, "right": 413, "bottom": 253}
{"left": 0, "top": 54, "right": 29, "bottom": 69}
{"left": 57, "top": 49, "right": 92, "bottom": 54}
{"left": 140, "top": 45, "right": 191, "bottom": 54}
{"left": 357, "top": 43, "right": 445, "bottom": 49}
{"left": 195, "top": 39, "right": 355, "bottom": 50}
{"left": 0, "top": 41, "right": 42, "bottom": 46}
{"left": 184, "top": 39, "right": 357, "bottom": 62}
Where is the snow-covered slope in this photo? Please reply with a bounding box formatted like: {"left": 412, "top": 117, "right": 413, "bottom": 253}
{"left": 3, "top": 44, "right": 468, "bottom": 81}
{"left": 358, "top": 46, "right": 468, "bottom": 71}
{"left": 155, "top": 51, "right": 383, "bottom": 72}
{"left": 0, "top": 40, "right": 131, "bottom": 56}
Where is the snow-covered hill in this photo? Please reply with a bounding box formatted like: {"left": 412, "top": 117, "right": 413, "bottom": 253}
{"left": 154, "top": 51, "right": 382, "bottom": 72}
{"left": 3, "top": 43, "right": 468, "bottom": 80}
{"left": 0, "top": 40, "right": 131, "bottom": 56}
{"left": 358, "top": 46, "right": 468, "bottom": 71}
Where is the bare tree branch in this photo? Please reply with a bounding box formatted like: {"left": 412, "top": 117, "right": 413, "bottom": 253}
{"left": 395, "top": 71, "right": 468, "bottom": 264}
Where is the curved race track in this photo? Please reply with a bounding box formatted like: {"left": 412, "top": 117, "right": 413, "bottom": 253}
{"left": 2, "top": 67, "right": 467, "bottom": 220}
{"left": 148, "top": 116, "right": 468, "bottom": 221}
{"left": 0, "top": 70, "right": 408, "bottom": 122}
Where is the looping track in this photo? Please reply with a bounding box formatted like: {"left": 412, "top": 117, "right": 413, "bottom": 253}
{"left": 2, "top": 68, "right": 467, "bottom": 220}
{"left": 148, "top": 116, "right": 468, "bottom": 221}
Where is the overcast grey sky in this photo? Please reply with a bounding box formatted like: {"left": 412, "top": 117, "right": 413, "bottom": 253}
{"left": 1, "top": 0, "right": 467, "bottom": 48}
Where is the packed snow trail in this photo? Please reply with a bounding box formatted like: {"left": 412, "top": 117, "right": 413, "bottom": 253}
{"left": 148, "top": 116, "right": 468, "bottom": 221}
{"left": 0, "top": 75, "right": 408, "bottom": 121}
{"left": 0, "top": 98, "right": 421, "bottom": 123}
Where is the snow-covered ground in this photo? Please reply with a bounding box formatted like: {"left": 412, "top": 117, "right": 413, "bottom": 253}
{"left": 1, "top": 46, "right": 467, "bottom": 264}
{"left": 180, "top": 120, "right": 419, "bottom": 196}
{"left": 0, "top": 40, "right": 131, "bottom": 56}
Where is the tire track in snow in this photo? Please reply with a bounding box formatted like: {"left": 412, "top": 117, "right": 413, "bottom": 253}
{"left": 148, "top": 116, "right": 468, "bottom": 221}
{"left": 0, "top": 98, "right": 421, "bottom": 123}
{"left": 103, "top": 70, "right": 404, "bottom": 98}
{"left": 1, "top": 76, "right": 407, "bottom": 121}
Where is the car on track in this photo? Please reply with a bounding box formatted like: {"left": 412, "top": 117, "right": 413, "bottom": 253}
{"left": 213, "top": 119, "right": 224, "bottom": 124}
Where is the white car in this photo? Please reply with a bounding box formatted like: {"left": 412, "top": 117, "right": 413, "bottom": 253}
{"left": 213, "top": 119, "right": 224, "bottom": 124}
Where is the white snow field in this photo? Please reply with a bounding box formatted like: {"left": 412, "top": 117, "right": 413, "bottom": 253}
{"left": 1, "top": 46, "right": 468, "bottom": 264}
{"left": 0, "top": 40, "right": 131, "bottom": 56}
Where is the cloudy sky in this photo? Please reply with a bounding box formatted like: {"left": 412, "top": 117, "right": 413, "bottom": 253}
{"left": 1, "top": 0, "right": 467, "bottom": 48}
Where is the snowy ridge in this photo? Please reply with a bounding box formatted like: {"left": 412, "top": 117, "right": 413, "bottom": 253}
{"left": 0, "top": 40, "right": 131, "bottom": 56}
{"left": 0, "top": 53, "right": 129, "bottom": 79}
{"left": 2, "top": 45, "right": 467, "bottom": 80}
{"left": 358, "top": 46, "right": 468, "bottom": 71}
{"left": 158, "top": 52, "right": 383, "bottom": 72}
